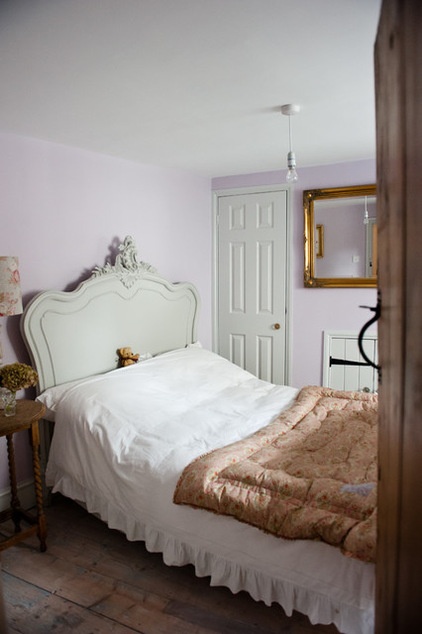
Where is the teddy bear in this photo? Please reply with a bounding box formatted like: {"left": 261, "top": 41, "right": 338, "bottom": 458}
{"left": 117, "top": 347, "right": 140, "bottom": 367}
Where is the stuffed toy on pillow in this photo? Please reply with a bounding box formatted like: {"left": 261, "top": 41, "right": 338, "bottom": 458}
{"left": 117, "top": 347, "right": 140, "bottom": 367}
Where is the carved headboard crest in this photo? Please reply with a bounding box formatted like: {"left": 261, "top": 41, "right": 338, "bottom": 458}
{"left": 92, "top": 235, "right": 157, "bottom": 289}
{"left": 21, "top": 235, "right": 200, "bottom": 393}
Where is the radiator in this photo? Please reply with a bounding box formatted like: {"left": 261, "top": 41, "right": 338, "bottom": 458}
{"left": 323, "top": 330, "right": 378, "bottom": 393}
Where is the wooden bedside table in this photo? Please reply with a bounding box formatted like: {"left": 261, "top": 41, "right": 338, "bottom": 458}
{"left": 0, "top": 399, "right": 47, "bottom": 552}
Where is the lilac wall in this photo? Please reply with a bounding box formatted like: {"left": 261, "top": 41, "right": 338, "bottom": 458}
{"left": 0, "top": 132, "right": 212, "bottom": 491}
{"left": 212, "top": 159, "right": 377, "bottom": 388}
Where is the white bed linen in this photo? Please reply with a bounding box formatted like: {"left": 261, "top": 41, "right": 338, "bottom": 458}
{"left": 41, "top": 346, "right": 375, "bottom": 634}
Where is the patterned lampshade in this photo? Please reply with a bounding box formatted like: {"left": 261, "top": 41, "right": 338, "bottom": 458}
{"left": 0, "top": 257, "right": 23, "bottom": 316}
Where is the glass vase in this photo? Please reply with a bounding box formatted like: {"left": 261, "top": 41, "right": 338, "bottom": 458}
{"left": 2, "top": 390, "right": 16, "bottom": 417}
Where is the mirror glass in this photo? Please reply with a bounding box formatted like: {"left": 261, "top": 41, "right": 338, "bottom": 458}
{"left": 304, "top": 184, "right": 377, "bottom": 288}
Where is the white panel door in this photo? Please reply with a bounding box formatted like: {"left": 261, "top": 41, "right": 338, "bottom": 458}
{"left": 216, "top": 189, "right": 289, "bottom": 384}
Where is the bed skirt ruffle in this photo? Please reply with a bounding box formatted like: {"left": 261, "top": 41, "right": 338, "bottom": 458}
{"left": 50, "top": 474, "right": 374, "bottom": 634}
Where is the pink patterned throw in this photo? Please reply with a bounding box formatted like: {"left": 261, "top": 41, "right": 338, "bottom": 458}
{"left": 174, "top": 386, "right": 378, "bottom": 562}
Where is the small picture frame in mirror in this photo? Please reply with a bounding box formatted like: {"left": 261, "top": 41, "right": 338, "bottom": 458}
{"left": 315, "top": 224, "right": 324, "bottom": 258}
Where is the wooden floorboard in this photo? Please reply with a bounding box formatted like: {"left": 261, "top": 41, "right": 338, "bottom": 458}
{"left": 0, "top": 494, "right": 339, "bottom": 634}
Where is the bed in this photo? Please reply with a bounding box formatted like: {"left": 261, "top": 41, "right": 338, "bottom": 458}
{"left": 20, "top": 236, "right": 375, "bottom": 634}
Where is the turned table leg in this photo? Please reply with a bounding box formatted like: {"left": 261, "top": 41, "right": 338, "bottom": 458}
{"left": 6, "top": 433, "right": 22, "bottom": 534}
{"left": 30, "top": 422, "right": 47, "bottom": 552}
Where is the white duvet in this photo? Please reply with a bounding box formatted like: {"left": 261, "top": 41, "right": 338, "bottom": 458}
{"left": 40, "top": 346, "right": 375, "bottom": 634}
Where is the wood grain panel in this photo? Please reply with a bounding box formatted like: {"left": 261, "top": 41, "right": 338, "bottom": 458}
{"left": 375, "top": 0, "right": 422, "bottom": 631}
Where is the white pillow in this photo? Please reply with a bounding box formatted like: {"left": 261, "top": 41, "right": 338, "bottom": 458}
{"left": 36, "top": 378, "right": 89, "bottom": 422}
{"left": 37, "top": 351, "right": 154, "bottom": 421}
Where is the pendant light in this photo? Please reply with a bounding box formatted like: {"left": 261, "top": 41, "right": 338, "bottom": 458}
{"left": 363, "top": 196, "right": 369, "bottom": 224}
{"left": 281, "top": 104, "right": 301, "bottom": 183}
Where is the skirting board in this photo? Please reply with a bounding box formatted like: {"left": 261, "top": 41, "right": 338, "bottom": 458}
{"left": 0, "top": 479, "right": 36, "bottom": 513}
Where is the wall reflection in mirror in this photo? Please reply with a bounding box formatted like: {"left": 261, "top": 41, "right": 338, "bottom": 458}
{"left": 304, "top": 185, "right": 377, "bottom": 288}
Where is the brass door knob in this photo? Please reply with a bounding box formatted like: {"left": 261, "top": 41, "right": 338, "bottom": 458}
{"left": 273, "top": 323, "right": 281, "bottom": 330}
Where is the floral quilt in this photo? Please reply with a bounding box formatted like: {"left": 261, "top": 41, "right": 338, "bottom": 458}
{"left": 174, "top": 385, "right": 378, "bottom": 562}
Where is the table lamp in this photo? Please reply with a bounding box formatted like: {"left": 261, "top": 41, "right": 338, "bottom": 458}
{"left": 0, "top": 256, "right": 23, "bottom": 365}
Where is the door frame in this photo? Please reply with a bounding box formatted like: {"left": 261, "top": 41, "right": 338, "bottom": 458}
{"left": 212, "top": 185, "right": 293, "bottom": 385}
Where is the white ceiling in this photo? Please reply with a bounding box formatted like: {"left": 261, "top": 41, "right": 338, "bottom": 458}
{"left": 0, "top": 0, "right": 382, "bottom": 178}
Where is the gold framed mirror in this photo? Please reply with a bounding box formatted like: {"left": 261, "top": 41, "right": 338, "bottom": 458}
{"left": 304, "top": 184, "right": 377, "bottom": 288}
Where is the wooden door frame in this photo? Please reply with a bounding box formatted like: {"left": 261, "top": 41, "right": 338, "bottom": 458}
{"left": 212, "top": 185, "right": 293, "bottom": 385}
{"left": 375, "top": 0, "right": 422, "bottom": 631}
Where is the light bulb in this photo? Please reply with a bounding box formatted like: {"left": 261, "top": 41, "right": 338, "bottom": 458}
{"left": 363, "top": 197, "right": 369, "bottom": 224}
{"left": 286, "top": 151, "right": 298, "bottom": 183}
{"left": 286, "top": 168, "right": 298, "bottom": 183}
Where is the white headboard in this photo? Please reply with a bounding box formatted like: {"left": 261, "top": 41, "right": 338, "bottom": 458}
{"left": 21, "top": 236, "right": 200, "bottom": 393}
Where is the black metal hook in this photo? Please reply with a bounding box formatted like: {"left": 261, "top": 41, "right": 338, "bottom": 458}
{"left": 358, "top": 291, "right": 381, "bottom": 379}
